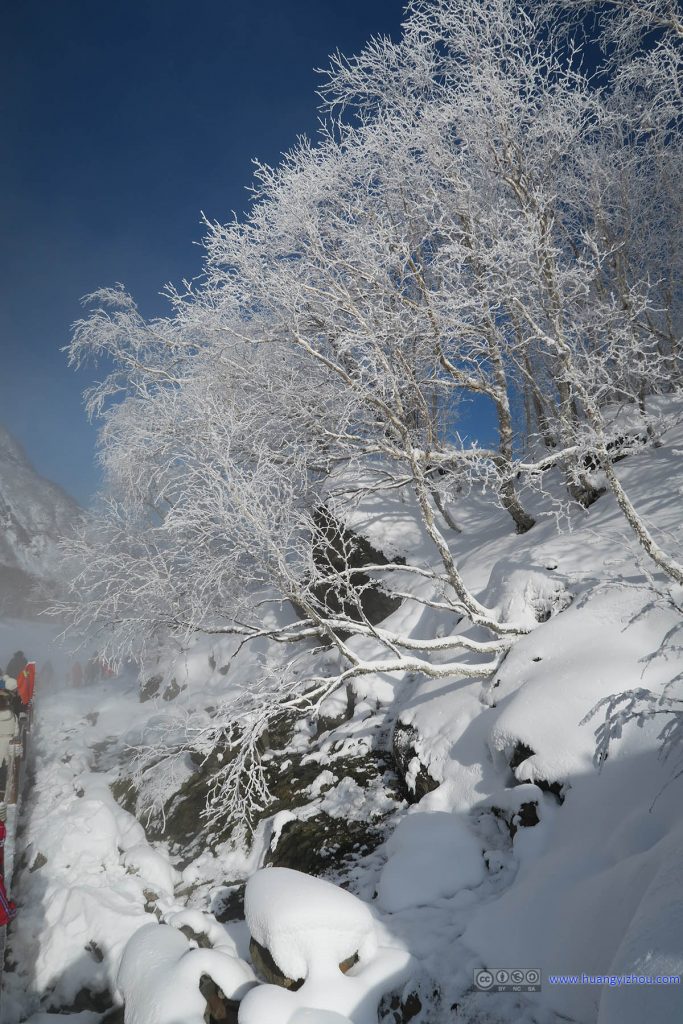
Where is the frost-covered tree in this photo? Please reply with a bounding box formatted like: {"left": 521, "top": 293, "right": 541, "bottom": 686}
{"left": 62, "top": 0, "right": 682, "bottom": 827}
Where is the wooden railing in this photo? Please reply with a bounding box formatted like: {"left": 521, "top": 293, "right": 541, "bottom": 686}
{"left": 0, "top": 703, "right": 32, "bottom": 999}
{"left": 5, "top": 715, "right": 29, "bottom": 807}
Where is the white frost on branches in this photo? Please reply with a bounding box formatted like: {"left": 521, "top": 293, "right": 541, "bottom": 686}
{"left": 60, "top": 0, "right": 682, "bottom": 830}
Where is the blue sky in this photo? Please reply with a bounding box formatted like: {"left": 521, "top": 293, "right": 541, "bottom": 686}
{"left": 1, "top": 0, "right": 404, "bottom": 505}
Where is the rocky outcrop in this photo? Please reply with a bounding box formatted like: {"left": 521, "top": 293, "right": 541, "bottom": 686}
{"left": 392, "top": 721, "right": 439, "bottom": 802}
{"left": 265, "top": 813, "right": 384, "bottom": 877}
{"left": 293, "top": 506, "right": 405, "bottom": 634}
{"left": 249, "top": 937, "right": 304, "bottom": 990}
{"left": 508, "top": 741, "right": 567, "bottom": 804}
{"left": 380, "top": 990, "right": 423, "bottom": 1023}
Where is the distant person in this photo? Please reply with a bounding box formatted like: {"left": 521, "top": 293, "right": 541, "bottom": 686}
{"left": 100, "top": 659, "right": 115, "bottom": 679}
{"left": 0, "top": 675, "right": 20, "bottom": 717}
{"left": 5, "top": 651, "right": 27, "bottom": 681}
{"left": 16, "top": 662, "right": 35, "bottom": 709}
{"left": 0, "top": 676, "right": 18, "bottom": 696}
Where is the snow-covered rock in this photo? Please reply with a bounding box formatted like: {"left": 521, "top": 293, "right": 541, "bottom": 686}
{"left": 241, "top": 868, "right": 411, "bottom": 1024}
{"left": 117, "top": 922, "right": 255, "bottom": 1024}
{"left": 245, "top": 868, "right": 377, "bottom": 981}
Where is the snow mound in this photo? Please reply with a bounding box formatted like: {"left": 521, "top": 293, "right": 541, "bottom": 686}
{"left": 241, "top": 869, "right": 411, "bottom": 1024}
{"left": 378, "top": 812, "right": 485, "bottom": 912}
{"left": 123, "top": 844, "right": 180, "bottom": 897}
{"left": 245, "top": 868, "right": 377, "bottom": 980}
{"left": 238, "top": 948, "right": 412, "bottom": 1024}
{"left": 485, "top": 560, "right": 572, "bottom": 631}
{"left": 487, "top": 585, "right": 683, "bottom": 786}
{"left": 597, "top": 826, "right": 683, "bottom": 1024}
{"left": 117, "top": 922, "right": 255, "bottom": 1024}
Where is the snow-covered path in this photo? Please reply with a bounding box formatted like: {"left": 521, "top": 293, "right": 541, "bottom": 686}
{"left": 1, "top": 675, "right": 176, "bottom": 1022}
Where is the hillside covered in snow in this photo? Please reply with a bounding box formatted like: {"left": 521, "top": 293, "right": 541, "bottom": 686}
{"left": 5, "top": 404, "right": 683, "bottom": 1024}
{"left": 0, "top": 424, "right": 80, "bottom": 618}
{"left": 4, "top": 1, "right": 681, "bottom": 1022}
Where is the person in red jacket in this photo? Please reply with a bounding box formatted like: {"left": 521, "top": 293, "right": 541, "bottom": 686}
{"left": 16, "top": 663, "right": 35, "bottom": 707}
{"left": 0, "top": 876, "right": 17, "bottom": 924}
{"left": 0, "top": 821, "right": 16, "bottom": 924}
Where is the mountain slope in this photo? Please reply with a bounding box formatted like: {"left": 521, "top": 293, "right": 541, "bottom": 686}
{"left": 0, "top": 424, "right": 80, "bottom": 616}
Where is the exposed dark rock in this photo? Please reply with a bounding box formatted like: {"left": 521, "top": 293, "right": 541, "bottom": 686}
{"left": 179, "top": 924, "right": 213, "bottom": 949}
{"left": 509, "top": 741, "right": 535, "bottom": 772}
{"left": 162, "top": 677, "right": 184, "bottom": 701}
{"left": 249, "top": 937, "right": 358, "bottom": 991}
{"left": 249, "top": 937, "right": 304, "bottom": 990}
{"left": 111, "top": 715, "right": 398, "bottom": 869}
{"left": 507, "top": 742, "right": 566, "bottom": 804}
{"left": 264, "top": 748, "right": 398, "bottom": 825}
{"left": 257, "top": 709, "right": 299, "bottom": 753}
{"left": 199, "top": 973, "right": 239, "bottom": 1023}
{"left": 537, "top": 778, "right": 566, "bottom": 804}
{"left": 212, "top": 884, "right": 245, "bottom": 923}
{"left": 157, "top": 745, "right": 235, "bottom": 853}
{"left": 100, "top": 1009, "right": 125, "bottom": 1024}
{"left": 91, "top": 736, "right": 117, "bottom": 770}
{"left": 315, "top": 683, "right": 356, "bottom": 736}
{"left": 143, "top": 889, "right": 162, "bottom": 918}
{"left": 50, "top": 986, "right": 114, "bottom": 1014}
{"left": 30, "top": 851, "right": 47, "bottom": 872}
{"left": 292, "top": 506, "right": 405, "bottom": 636}
{"left": 392, "top": 722, "right": 439, "bottom": 802}
{"left": 491, "top": 801, "right": 540, "bottom": 839}
{"left": 265, "top": 813, "right": 384, "bottom": 877}
{"left": 380, "top": 990, "right": 423, "bottom": 1023}
{"left": 85, "top": 940, "right": 104, "bottom": 963}
{"left": 515, "top": 801, "right": 540, "bottom": 830}
{"left": 140, "top": 674, "right": 162, "bottom": 702}
{"left": 582, "top": 432, "right": 647, "bottom": 471}
{"left": 110, "top": 777, "right": 138, "bottom": 817}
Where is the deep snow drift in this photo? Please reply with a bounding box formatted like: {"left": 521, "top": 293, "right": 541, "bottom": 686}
{"left": 3, "top": 408, "right": 683, "bottom": 1024}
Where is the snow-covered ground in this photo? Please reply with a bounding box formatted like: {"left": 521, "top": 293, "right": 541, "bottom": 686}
{"left": 2, "top": 408, "right": 683, "bottom": 1024}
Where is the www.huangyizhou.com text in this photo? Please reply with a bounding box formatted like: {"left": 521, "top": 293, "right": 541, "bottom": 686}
{"left": 548, "top": 974, "right": 681, "bottom": 987}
